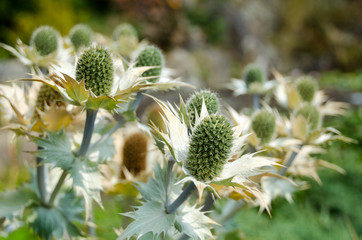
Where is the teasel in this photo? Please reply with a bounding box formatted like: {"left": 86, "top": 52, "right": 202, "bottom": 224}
{"left": 186, "top": 90, "right": 220, "bottom": 126}
{"left": 135, "top": 45, "right": 164, "bottom": 83}
{"left": 30, "top": 26, "right": 59, "bottom": 56}
{"left": 251, "top": 109, "right": 276, "bottom": 145}
{"left": 69, "top": 24, "right": 93, "bottom": 50}
{"left": 295, "top": 76, "right": 317, "bottom": 103}
{"left": 295, "top": 104, "right": 320, "bottom": 131}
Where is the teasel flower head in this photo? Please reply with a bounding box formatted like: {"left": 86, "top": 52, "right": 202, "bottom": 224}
{"left": 30, "top": 26, "right": 59, "bottom": 56}
{"left": 150, "top": 96, "right": 279, "bottom": 199}
{"left": 295, "top": 104, "right": 320, "bottom": 131}
{"left": 185, "top": 114, "right": 233, "bottom": 181}
{"left": 135, "top": 45, "right": 164, "bottom": 83}
{"left": 186, "top": 90, "right": 220, "bottom": 126}
{"left": 76, "top": 46, "right": 114, "bottom": 96}
{"left": 113, "top": 23, "right": 138, "bottom": 41}
{"left": 69, "top": 24, "right": 93, "bottom": 50}
{"left": 243, "top": 63, "right": 265, "bottom": 88}
{"left": 33, "top": 84, "right": 65, "bottom": 121}
{"left": 295, "top": 76, "right": 317, "bottom": 102}
{"left": 251, "top": 109, "right": 276, "bottom": 145}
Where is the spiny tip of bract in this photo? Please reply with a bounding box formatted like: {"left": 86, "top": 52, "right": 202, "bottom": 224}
{"left": 296, "top": 104, "right": 320, "bottom": 131}
{"left": 75, "top": 46, "right": 114, "bottom": 96}
{"left": 186, "top": 89, "right": 220, "bottom": 125}
{"left": 185, "top": 114, "right": 233, "bottom": 182}
{"left": 135, "top": 45, "right": 164, "bottom": 83}
{"left": 242, "top": 64, "right": 265, "bottom": 87}
{"left": 69, "top": 24, "right": 93, "bottom": 50}
{"left": 113, "top": 23, "right": 138, "bottom": 41}
{"left": 30, "top": 26, "right": 58, "bottom": 56}
{"left": 251, "top": 110, "right": 276, "bottom": 144}
{"left": 296, "top": 76, "right": 317, "bottom": 102}
{"left": 121, "top": 132, "right": 148, "bottom": 177}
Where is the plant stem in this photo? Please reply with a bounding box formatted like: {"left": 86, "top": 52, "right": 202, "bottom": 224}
{"left": 201, "top": 191, "right": 214, "bottom": 212}
{"left": 253, "top": 94, "right": 260, "bottom": 110}
{"left": 36, "top": 146, "right": 48, "bottom": 204}
{"left": 48, "top": 170, "right": 68, "bottom": 206}
{"left": 166, "top": 182, "right": 196, "bottom": 214}
{"left": 165, "top": 159, "right": 175, "bottom": 205}
{"left": 279, "top": 145, "right": 302, "bottom": 176}
{"left": 78, "top": 109, "right": 98, "bottom": 156}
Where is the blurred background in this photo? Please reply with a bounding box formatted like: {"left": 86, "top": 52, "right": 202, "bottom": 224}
{"left": 0, "top": 0, "right": 361, "bottom": 239}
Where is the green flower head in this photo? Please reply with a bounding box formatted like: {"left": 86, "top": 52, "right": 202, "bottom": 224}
{"left": 296, "top": 104, "right": 320, "bottom": 131}
{"left": 30, "top": 26, "right": 58, "bottom": 56}
{"left": 296, "top": 76, "right": 317, "bottom": 102}
{"left": 185, "top": 114, "right": 233, "bottom": 182}
{"left": 135, "top": 45, "right": 164, "bottom": 83}
{"left": 251, "top": 110, "right": 276, "bottom": 144}
{"left": 75, "top": 46, "right": 114, "bottom": 96}
{"left": 69, "top": 24, "right": 93, "bottom": 50}
{"left": 243, "top": 64, "right": 265, "bottom": 88}
{"left": 186, "top": 90, "right": 220, "bottom": 125}
{"left": 113, "top": 23, "right": 138, "bottom": 41}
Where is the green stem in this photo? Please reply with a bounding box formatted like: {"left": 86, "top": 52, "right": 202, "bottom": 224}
{"left": 48, "top": 170, "right": 68, "bottom": 206}
{"left": 166, "top": 182, "right": 196, "bottom": 214}
{"left": 36, "top": 147, "right": 48, "bottom": 204}
{"left": 78, "top": 109, "right": 98, "bottom": 156}
{"left": 253, "top": 94, "right": 260, "bottom": 110}
{"left": 279, "top": 145, "right": 302, "bottom": 176}
{"left": 165, "top": 159, "right": 175, "bottom": 205}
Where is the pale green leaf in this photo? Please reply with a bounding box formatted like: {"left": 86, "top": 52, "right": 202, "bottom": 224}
{"left": 0, "top": 188, "right": 37, "bottom": 218}
{"left": 33, "top": 129, "right": 75, "bottom": 170}
{"left": 118, "top": 201, "right": 176, "bottom": 240}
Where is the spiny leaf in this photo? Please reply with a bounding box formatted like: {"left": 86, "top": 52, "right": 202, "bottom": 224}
{"left": 70, "top": 158, "right": 103, "bottom": 219}
{"left": 0, "top": 187, "right": 37, "bottom": 218}
{"left": 118, "top": 201, "right": 175, "bottom": 240}
{"left": 33, "top": 129, "right": 75, "bottom": 170}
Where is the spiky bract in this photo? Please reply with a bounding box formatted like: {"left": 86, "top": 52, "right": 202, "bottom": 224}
{"left": 122, "top": 132, "right": 148, "bottom": 177}
{"left": 186, "top": 90, "right": 220, "bottom": 125}
{"left": 30, "top": 26, "right": 58, "bottom": 56}
{"left": 296, "top": 76, "right": 317, "bottom": 102}
{"left": 75, "top": 46, "right": 114, "bottom": 96}
{"left": 69, "top": 24, "right": 93, "bottom": 50}
{"left": 113, "top": 23, "right": 137, "bottom": 41}
{"left": 251, "top": 110, "right": 276, "bottom": 144}
{"left": 185, "top": 114, "right": 233, "bottom": 182}
{"left": 243, "top": 64, "right": 264, "bottom": 87}
{"left": 135, "top": 46, "right": 163, "bottom": 83}
{"left": 296, "top": 104, "right": 320, "bottom": 131}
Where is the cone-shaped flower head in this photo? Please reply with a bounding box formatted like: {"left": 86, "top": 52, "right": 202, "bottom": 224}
{"left": 296, "top": 76, "right": 317, "bottom": 102}
{"left": 296, "top": 104, "right": 320, "bottom": 131}
{"left": 243, "top": 64, "right": 265, "bottom": 88}
{"left": 69, "top": 24, "right": 93, "bottom": 50}
{"left": 251, "top": 110, "right": 276, "bottom": 144}
{"left": 121, "top": 132, "right": 148, "bottom": 177}
{"left": 30, "top": 26, "right": 58, "bottom": 56}
{"left": 135, "top": 45, "right": 164, "bottom": 83}
{"left": 185, "top": 114, "right": 233, "bottom": 182}
{"left": 33, "top": 84, "right": 65, "bottom": 120}
{"left": 186, "top": 90, "right": 220, "bottom": 126}
{"left": 76, "top": 46, "right": 114, "bottom": 96}
{"left": 113, "top": 23, "right": 137, "bottom": 41}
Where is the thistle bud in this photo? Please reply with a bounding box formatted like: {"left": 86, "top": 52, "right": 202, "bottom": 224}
{"left": 243, "top": 64, "right": 265, "bottom": 88}
{"left": 76, "top": 46, "right": 113, "bottom": 96}
{"left": 113, "top": 23, "right": 137, "bottom": 41}
{"left": 30, "top": 26, "right": 58, "bottom": 56}
{"left": 296, "top": 104, "right": 320, "bottom": 131}
{"left": 135, "top": 46, "right": 164, "bottom": 83}
{"left": 186, "top": 90, "right": 220, "bottom": 125}
{"left": 296, "top": 76, "right": 317, "bottom": 102}
{"left": 121, "top": 132, "right": 148, "bottom": 177}
{"left": 33, "top": 84, "right": 65, "bottom": 120}
{"left": 185, "top": 114, "right": 233, "bottom": 182}
{"left": 251, "top": 110, "right": 276, "bottom": 144}
{"left": 69, "top": 24, "right": 93, "bottom": 50}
